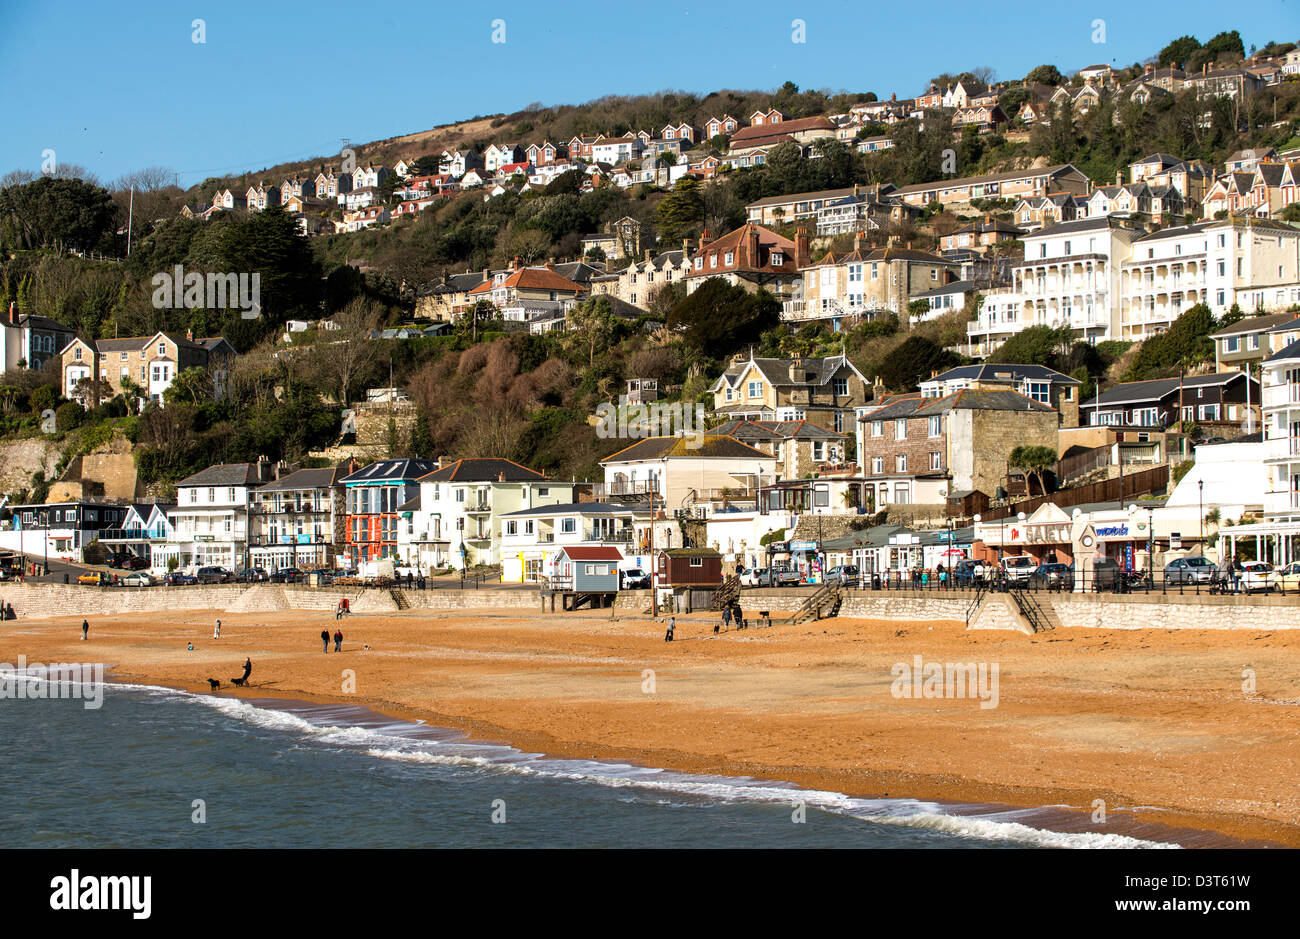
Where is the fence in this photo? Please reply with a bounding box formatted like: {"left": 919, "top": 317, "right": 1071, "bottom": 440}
{"left": 979, "top": 464, "right": 1170, "bottom": 521}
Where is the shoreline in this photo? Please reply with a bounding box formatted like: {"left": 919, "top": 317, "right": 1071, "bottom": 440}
{"left": 103, "top": 679, "right": 1268, "bottom": 847}
{"left": 5, "top": 606, "right": 1299, "bottom": 848}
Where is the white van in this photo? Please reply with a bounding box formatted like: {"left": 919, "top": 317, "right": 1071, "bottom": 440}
{"left": 1000, "top": 555, "right": 1036, "bottom": 582}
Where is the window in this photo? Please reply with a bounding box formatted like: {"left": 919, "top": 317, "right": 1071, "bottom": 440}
{"left": 207, "top": 488, "right": 215, "bottom": 502}
{"left": 872, "top": 457, "right": 883, "bottom": 474}
{"left": 1225, "top": 336, "right": 1240, "bottom": 352}
{"left": 895, "top": 419, "right": 906, "bottom": 440}
{"left": 689, "top": 557, "right": 703, "bottom": 567}
{"left": 812, "top": 441, "right": 825, "bottom": 461}
{"left": 747, "top": 381, "right": 762, "bottom": 398}
{"left": 1025, "top": 381, "right": 1050, "bottom": 404}
{"left": 561, "top": 518, "right": 576, "bottom": 534}
{"left": 771, "top": 252, "right": 783, "bottom": 266}
{"left": 871, "top": 421, "right": 883, "bottom": 437}
{"left": 1199, "top": 404, "right": 1221, "bottom": 421}
{"left": 833, "top": 378, "right": 848, "bottom": 397}
{"left": 930, "top": 451, "right": 941, "bottom": 470}
{"left": 724, "top": 252, "right": 734, "bottom": 266}
{"left": 227, "top": 488, "right": 235, "bottom": 502}
{"left": 928, "top": 416, "right": 940, "bottom": 437}
{"left": 896, "top": 454, "right": 907, "bottom": 472}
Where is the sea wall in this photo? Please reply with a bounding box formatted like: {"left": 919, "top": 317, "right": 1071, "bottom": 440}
{"left": 5, "top": 581, "right": 1300, "bottom": 630}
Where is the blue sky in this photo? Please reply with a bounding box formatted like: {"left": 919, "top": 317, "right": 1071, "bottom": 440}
{"left": 0, "top": 1, "right": 1292, "bottom": 187}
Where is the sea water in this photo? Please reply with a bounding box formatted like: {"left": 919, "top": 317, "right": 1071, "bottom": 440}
{"left": 0, "top": 677, "right": 1182, "bottom": 848}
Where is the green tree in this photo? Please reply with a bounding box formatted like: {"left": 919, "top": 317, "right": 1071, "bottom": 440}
{"left": 666, "top": 278, "right": 780, "bottom": 357}
{"left": 876, "top": 336, "right": 959, "bottom": 392}
{"left": 565, "top": 295, "right": 617, "bottom": 367}
{"left": 1158, "top": 35, "right": 1200, "bottom": 68}
{"left": 1009, "top": 444, "right": 1058, "bottom": 496}
{"left": 654, "top": 177, "right": 705, "bottom": 242}
{"left": 987, "top": 324, "right": 1073, "bottom": 367}
{"left": 1024, "top": 64, "right": 1064, "bottom": 86}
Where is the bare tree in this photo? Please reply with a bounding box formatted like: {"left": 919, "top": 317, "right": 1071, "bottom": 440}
{"left": 312, "top": 299, "right": 383, "bottom": 406}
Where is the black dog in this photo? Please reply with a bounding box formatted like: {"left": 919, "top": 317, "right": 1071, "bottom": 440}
{"left": 206, "top": 678, "right": 221, "bottom": 691}
{"left": 230, "top": 677, "right": 247, "bottom": 687}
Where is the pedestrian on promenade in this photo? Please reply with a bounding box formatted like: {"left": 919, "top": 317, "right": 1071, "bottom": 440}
{"left": 664, "top": 617, "right": 675, "bottom": 642}
{"left": 721, "top": 607, "right": 731, "bottom": 632}
{"left": 321, "top": 629, "right": 330, "bottom": 653}
{"left": 81, "top": 620, "right": 88, "bottom": 641}
{"left": 213, "top": 619, "right": 221, "bottom": 639}
{"left": 334, "top": 628, "right": 342, "bottom": 652}
{"left": 336, "top": 599, "right": 344, "bottom": 620}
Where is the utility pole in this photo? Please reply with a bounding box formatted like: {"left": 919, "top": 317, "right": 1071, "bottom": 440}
{"left": 126, "top": 185, "right": 134, "bottom": 257}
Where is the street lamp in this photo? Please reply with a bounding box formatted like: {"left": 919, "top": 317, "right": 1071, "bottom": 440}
{"left": 1198, "top": 479, "right": 1204, "bottom": 554}
{"left": 973, "top": 514, "right": 981, "bottom": 579}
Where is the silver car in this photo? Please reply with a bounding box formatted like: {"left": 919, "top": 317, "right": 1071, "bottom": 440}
{"left": 1163, "top": 556, "right": 1216, "bottom": 585}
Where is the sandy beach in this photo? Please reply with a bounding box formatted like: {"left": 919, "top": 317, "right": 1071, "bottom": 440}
{"left": 4, "top": 604, "right": 1299, "bottom": 847}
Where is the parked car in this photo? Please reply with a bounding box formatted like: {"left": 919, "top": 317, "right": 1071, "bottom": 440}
{"left": 1091, "top": 557, "right": 1123, "bottom": 591}
{"left": 620, "top": 568, "right": 650, "bottom": 590}
{"left": 759, "top": 566, "right": 801, "bottom": 587}
{"left": 1268, "top": 561, "right": 1300, "bottom": 593}
{"left": 77, "top": 571, "right": 108, "bottom": 586}
{"left": 825, "top": 565, "right": 860, "bottom": 587}
{"left": 269, "top": 567, "right": 302, "bottom": 584}
{"left": 949, "top": 559, "right": 982, "bottom": 585}
{"left": 120, "top": 572, "right": 154, "bottom": 587}
{"left": 1238, "top": 561, "right": 1275, "bottom": 593}
{"left": 195, "top": 566, "right": 232, "bottom": 585}
{"left": 1030, "top": 562, "right": 1073, "bottom": 588}
{"left": 1001, "top": 555, "right": 1037, "bottom": 582}
{"left": 165, "top": 571, "right": 198, "bottom": 586}
{"left": 235, "top": 567, "right": 268, "bottom": 583}
{"left": 1164, "top": 556, "right": 1216, "bottom": 585}
{"left": 738, "top": 567, "right": 763, "bottom": 587}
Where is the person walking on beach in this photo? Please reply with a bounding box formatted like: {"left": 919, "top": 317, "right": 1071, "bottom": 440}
{"left": 81, "top": 619, "right": 88, "bottom": 641}
{"left": 333, "top": 628, "right": 342, "bottom": 652}
{"left": 213, "top": 619, "right": 222, "bottom": 639}
{"left": 664, "top": 617, "right": 675, "bottom": 642}
{"left": 721, "top": 606, "right": 731, "bottom": 632}
{"left": 241, "top": 658, "right": 252, "bottom": 683}
{"left": 321, "top": 629, "right": 330, "bottom": 653}
{"left": 336, "top": 599, "right": 344, "bottom": 620}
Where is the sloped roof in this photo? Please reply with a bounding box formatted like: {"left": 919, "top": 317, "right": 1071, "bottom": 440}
{"left": 340, "top": 458, "right": 438, "bottom": 484}
{"left": 600, "top": 435, "right": 775, "bottom": 463}
{"left": 713, "top": 353, "right": 862, "bottom": 389}
{"left": 468, "top": 266, "right": 587, "bottom": 295}
{"left": 710, "top": 419, "right": 844, "bottom": 441}
{"left": 419, "top": 458, "right": 546, "bottom": 483}
{"left": 559, "top": 546, "right": 624, "bottom": 561}
{"left": 729, "top": 116, "right": 835, "bottom": 143}
{"left": 1081, "top": 372, "right": 1246, "bottom": 407}
{"left": 926, "top": 363, "right": 1079, "bottom": 385}
{"left": 868, "top": 389, "right": 1054, "bottom": 419}
{"left": 177, "top": 463, "right": 266, "bottom": 487}
{"left": 255, "top": 467, "right": 342, "bottom": 492}
{"left": 1210, "top": 312, "right": 1300, "bottom": 338}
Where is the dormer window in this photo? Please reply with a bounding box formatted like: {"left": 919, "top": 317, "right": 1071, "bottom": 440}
{"left": 772, "top": 252, "right": 783, "bottom": 266}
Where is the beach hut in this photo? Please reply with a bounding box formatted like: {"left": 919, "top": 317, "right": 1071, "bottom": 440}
{"left": 555, "top": 546, "right": 623, "bottom": 593}
{"left": 655, "top": 547, "right": 723, "bottom": 612}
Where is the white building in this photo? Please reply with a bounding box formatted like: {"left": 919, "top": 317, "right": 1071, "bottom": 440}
{"left": 967, "top": 217, "right": 1143, "bottom": 356}
{"left": 400, "top": 458, "right": 573, "bottom": 571}
{"left": 168, "top": 460, "right": 277, "bottom": 570}
{"left": 599, "top": 435, "right": 777, "bottom": 516}
{"left": 497, "top": 502, "right": 655, "bottom": 583}
{"left": 1120, "top": 218, "right": 1300, "bottom": 340}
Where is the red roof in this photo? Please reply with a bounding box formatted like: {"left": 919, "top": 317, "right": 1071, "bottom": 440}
{"left": 560, "top": 546, "right": 623, "bottom": 561}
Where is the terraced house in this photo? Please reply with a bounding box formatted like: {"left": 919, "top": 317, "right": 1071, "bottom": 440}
{"left": 340, "top": 458, "right": 436, "bottom": 567}
{"left": 855, "top": 390, "right": 1058, "bottom": 508}
{"left": 708, "top": 351, "right": 871, "bottom": 434}
{"left": 402, "top": 458, "right": 573, "bottom": 571}
{"left": 59, "top": 330, "right": 235, "bottom": 407}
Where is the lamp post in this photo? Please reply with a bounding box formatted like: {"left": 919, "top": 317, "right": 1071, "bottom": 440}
{"left": 1198, "top": 479, "right": 1204, "bottom": 554}
{"left": 973, "top": 513, "right": 982, "bottom": 583}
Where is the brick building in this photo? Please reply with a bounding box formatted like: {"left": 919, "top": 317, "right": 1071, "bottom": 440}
{"left": 856, "top": 389, "right": 1059, "bottom": 507}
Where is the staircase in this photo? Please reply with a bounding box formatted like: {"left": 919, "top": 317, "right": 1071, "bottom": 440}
{"left": 964, "top": 582, "right": 989, "bottom": 628}
{"left": 390, "top": 589, "right": 411, "bottom": 610}
{"left": 785, "top": 583, "right": 843, "bottom": 626}
{"left": 711, "top": 575, "right": 741, "bottom": 611}
{"left": 1008, "top": 587, "right": 1055, "bottom": 633}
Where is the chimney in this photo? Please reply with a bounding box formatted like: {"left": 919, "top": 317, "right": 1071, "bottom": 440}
{"left": 511, "top": 256, "right": 521, "bottom": 271}
{"left": 1116, "top": 170, "right": 1122, "bottom": 186}
{"left": 186, "top": 328, "right": 193, "bottom": 342}
{"left": 795, "top": 227, "right": 810, "bottom": 268}
{"left": 682, "top": 237, "right": 691, "bottom": 256}
{"left": 8, "top": 301, "right": 16, "bottom": 325}
{"left": 644, "top": 249, "right": 652, "bottom": 263}
{"left": 497, "top": 472, "right": 506, "bottom": 482}
{"left": 745, "top": 227, "right": 760, "bottom": 268}
{"left": 545, "top": 258, "right": 556, "bottom": 270}
{"left": 853, "top": 232, "right": 864, "bottom": 253}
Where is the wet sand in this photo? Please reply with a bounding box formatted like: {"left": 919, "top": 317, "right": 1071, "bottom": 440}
{"left": 4, "top": 606, "right": 1298, "bottom": 846}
